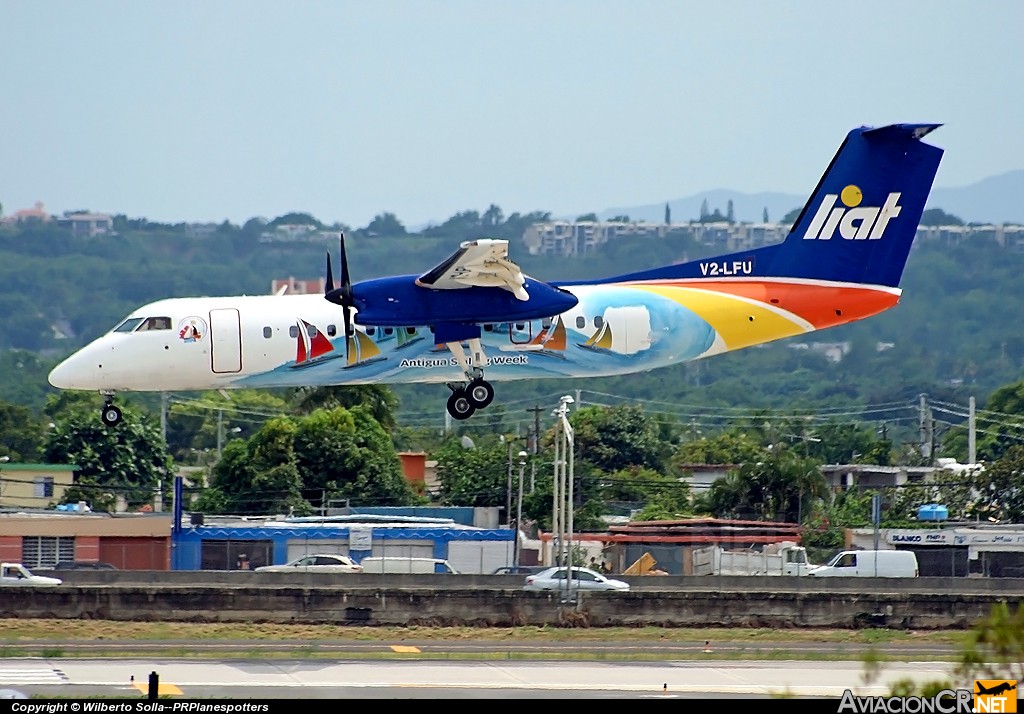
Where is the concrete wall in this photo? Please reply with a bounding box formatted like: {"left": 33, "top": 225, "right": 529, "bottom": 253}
{"left": 6, "top": 576, "right": 1022, "bottom": 629}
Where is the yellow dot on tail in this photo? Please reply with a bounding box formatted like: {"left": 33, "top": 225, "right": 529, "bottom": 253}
{"left": 840, "top": 185, "right": 863, "bottom": 207}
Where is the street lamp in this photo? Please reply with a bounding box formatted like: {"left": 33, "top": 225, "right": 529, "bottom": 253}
{"left": 514, "top": 450, "right": 527, "bottom": 568}
{"left": 551, "top": 395, "right": 575, "bottom": 598}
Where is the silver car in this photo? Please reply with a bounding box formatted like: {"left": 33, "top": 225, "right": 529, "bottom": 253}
{"left": 254, "top": 554, "right": 362, "bottom": 573}
{"left": 523, "top": 566, "right": 630, "bottom": 592}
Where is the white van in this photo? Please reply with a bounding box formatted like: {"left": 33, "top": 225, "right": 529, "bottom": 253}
{"left": 358, "top": 557, "right": 459, "bottom": 574}
{"left": 809, "top": 550, "right": 918, "bottom": 578}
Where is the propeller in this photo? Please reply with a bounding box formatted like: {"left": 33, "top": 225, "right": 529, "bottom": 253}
{"left": 325, "top": 232, "right": 355, "bottom": 364}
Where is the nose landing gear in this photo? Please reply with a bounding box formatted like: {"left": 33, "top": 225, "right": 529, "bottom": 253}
{"left": 100, "top": 393, "right": 123, "bottom": 426}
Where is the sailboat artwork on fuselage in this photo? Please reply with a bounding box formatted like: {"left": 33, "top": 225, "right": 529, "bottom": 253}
{"left": 372, "top": 326, "right": 426, "bottom": 351}
{"left": 343, "top": 325, "right": 388, "bottom": 370}
{"left": 289, "top": 318, "right": 345, "bottom": 370}
{"left": 576, "top": 306, "right": 652, "bottom": 355}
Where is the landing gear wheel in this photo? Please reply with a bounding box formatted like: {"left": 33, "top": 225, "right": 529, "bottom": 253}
{"left": 466, "top": 378, "right": 494, "bottom": 409}
{"left": 446, "top": 390, "right": 476, "bottom": 420}
{"left": 101, "top": 404, "right": 123, "bottom": 427}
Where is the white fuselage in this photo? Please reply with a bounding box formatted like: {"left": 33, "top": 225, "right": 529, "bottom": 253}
{"left": 47, "top": 278, "right": 895, "bottom": 394}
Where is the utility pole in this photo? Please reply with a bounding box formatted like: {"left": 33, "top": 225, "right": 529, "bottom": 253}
{"left": 527, "top": 405, "right": 544, "bottom": 492}
{"left": 217, "top": 409, "right": 224, "bottom": 460}
{"left": 918, "top": 394, "right": 929, "bottom": 460}
{"left": 506, "top": 441, "right": 513, "bottom": 526}
{"left": 160, "top": 392, "right": 168, "bottom": 445}
{"left": 514, "top": 450, "right": 527, "bottom": 568}
{"left": 526, "top": 405, "right": 543, "bottom": 453}
{"left": 968, "top": 396, "right": 977, "bottom": 465}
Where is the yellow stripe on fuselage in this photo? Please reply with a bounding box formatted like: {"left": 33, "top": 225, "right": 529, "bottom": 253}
{"left": 631, "top": 284, "right": 809, "bottom": 351}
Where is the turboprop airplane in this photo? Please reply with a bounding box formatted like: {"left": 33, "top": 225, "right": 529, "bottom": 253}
{"left": 48, "top": 123, "right": 944, "bottom": 423}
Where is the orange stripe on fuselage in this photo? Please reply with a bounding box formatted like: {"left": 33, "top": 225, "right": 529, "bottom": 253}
{"left": 626, "top": 280, "right": 900, "bottom": 350}
{"left": 655, "top": 280, "right": 901, "bottom": 329}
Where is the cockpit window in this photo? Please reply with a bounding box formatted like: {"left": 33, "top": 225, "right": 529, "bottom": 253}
{"left": 137, "top": 317, "right": 172, "bottom": 331}
{"left": 113, "top": 318, "right": 145, "bottom": 333}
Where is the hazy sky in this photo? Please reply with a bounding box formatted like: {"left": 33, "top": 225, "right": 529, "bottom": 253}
{"left": 2, "top": 2, "right": 1022, "bottom": 229}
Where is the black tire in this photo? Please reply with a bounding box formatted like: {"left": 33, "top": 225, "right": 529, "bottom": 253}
{"left": 446, "top": 391, "right": 475, "bottom": 420}
{"left": 101, "top": 405, "right": 123, "bottom": 427}
{"left": 466, "top": 378, "right": 494, "bottom": 409}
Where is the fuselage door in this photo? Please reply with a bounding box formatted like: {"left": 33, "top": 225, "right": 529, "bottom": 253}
{"left": 209, "top": 308, "right": 242, "bottom": 373}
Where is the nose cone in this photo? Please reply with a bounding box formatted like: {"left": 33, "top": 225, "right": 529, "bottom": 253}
{"left": 48, "top": 351, "right": 95, "bottom": 390}
{"left": 555, "top": 287, "right": 579, "bottom": 313}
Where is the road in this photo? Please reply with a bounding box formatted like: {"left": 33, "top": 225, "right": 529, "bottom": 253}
{"left": 0, "top": 657, "right": 962, "bottom": 700}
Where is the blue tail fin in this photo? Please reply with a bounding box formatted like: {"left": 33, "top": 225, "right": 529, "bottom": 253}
{"left": 593, "top": 123, "right": 944, "bottom": 288}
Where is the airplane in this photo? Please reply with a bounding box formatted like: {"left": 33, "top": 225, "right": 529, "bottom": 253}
{"left": 976, "top": 681, "right": 1017, "bottom": 697}
{"left": 47, "top": 123, "right": 944, "bottom": 424}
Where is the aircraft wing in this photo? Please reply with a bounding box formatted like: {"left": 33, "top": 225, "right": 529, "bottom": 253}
{"left": 415, "top": 239, "right": 529, "bottom": 301}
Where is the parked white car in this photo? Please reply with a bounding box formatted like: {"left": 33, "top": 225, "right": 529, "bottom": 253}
{"left": 254, "top": 554, "right": 362, "bottom": 573}
{"left": 523, "top": 566, "right": 629, "bottom": 592}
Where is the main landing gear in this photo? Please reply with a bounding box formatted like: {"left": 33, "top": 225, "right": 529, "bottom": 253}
{"left": 444, "top": 338, "right": 496, "bottom": 421}
{"left": 100, "top": 393, "right": 123, "bottom": 427}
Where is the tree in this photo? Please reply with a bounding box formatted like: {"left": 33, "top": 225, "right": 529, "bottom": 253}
{"left": 44, "top": 407, "right": 172, "bottom": 512}
{"left": 694, "top": 444, "right": 825, "bottom": 523}
{"left": 726, "top": 199, "right": 735, "bottom": 223}
{"left": 602, "top": 466, "right": 692, "bottom": 520}
{"left": 291, "top": 385, "right": 398, "bottom": 431}
{"left": 664, "top": 203, "right": 671, "bottom": 225}
{"left": 763, "top": 207, "right": 769, "bottom": 223}
{"left": 482, "top": 204, "right": 504, "bottom": 228}
{"left": 268, "top": 212, "right": 322, "bottom": 229}
{"left": 363, "top": 212, "right": 406, "bottom": 237}
{"left": 435, "top": 436, "right": 508, "bottom": 507}
{"left": 672, "top": 430, "right": 767, "bottom": 467}
{"left": 959, "top": 381, "right": 1024, "bottom": 463}
{"left": 198, "top": 416, "right": 308, "bottom": 515}
{"left": 294, "top": 405, "right": 417, "bottom": 507}
{"left": 569, "top": 404, "right": 669, "bottom": 473}
{"left": 575, "top": 213, "right": 598, "bottom": 222}
{"left": 919, "top": 208, "right": 964, "bottom": 227}
{"left": 0, "top": 400, "right": 45, "bottom": 461}
{"left": 971, "top": 444, "right": 1024, "bottom": 522}
{"left": 198, "top": 405, "right": 416, "bottom": 515}
{"left": 955, "top": 600, "right": 1024, "bottom": 685}
{"left": 700, "top": 199, "right": 709, "bottom": 220}
{"left": 781, "top": 207, "right": 802, "bottom": 225}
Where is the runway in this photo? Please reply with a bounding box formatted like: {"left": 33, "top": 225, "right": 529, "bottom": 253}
{"left": 0, "top": 658, "right": 962, "bottom": 699}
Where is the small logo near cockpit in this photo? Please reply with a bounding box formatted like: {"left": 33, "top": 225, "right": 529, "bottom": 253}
{"left": 178, "top": 317, "right": 208, "bottom": 343}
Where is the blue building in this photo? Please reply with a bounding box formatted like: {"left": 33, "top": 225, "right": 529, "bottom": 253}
{"left": 172, "top": 512, "right": 514, "bottom": 574}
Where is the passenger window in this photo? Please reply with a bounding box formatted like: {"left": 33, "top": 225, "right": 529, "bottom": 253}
{"left": 515, "top": 322, "right": 525, "bottom": 331}
{"left": 406, "top": 327, "right": 416, "bottom": 335}
{"left": 289, "top": 326, "right": 298, "bottom": 338}
{"left": 113, "top": 318, "right": 145, "bottom": 333}
{"left": 483, "top": 324, "right": 493, "bottom": 332}
{"left": 327, "top": 324, "right": 337, "bottom": 337}
{"left": 263, "top": 327, "right": 272, "bottom": 339}
{"left": 594, "top": 316, "right": 604, "bottom": 329}
{"left": 383, "top": 327, "right": 394, "bottom": 336}
{"left": 366, "top": 326, "right": 376, "bottom": 335}
{"left": 575, "top": 316, "right": 585, "bottom": 329}
{"left": 307, "top": 324, "right": 317, "bottom": 337}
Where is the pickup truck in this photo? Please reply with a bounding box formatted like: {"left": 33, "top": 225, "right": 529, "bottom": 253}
{"left": 0, "top": 563, "right": 62, "bottom": 586}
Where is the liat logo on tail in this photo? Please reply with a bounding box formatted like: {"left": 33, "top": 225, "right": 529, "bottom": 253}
{"left": 803, "top": 185, "right": 903, "bottom": 241}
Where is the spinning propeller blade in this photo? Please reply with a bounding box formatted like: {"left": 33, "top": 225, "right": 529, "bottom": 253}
{"left": 324, "top": 233, "right": 355, "bottom": 365}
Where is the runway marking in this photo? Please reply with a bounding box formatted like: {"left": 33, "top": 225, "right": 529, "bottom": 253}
{"left": 390, "top": 646, "right": 421, "bottom": 653}
{"left": 132, "top": 682, "right": 183, "bottom": 696}
{"left": 0, "top": 667, "right": 68, "bottom": 684}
